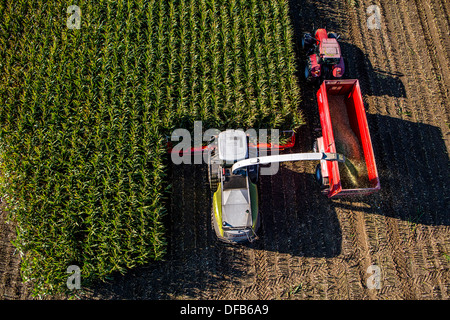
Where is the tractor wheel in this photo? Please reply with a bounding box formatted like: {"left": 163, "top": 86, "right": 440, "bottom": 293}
{"left": 207, "top": 154, "right": 220, "bottom": 199}
{"left": 314, "top": 163, "right": 329, "bottom": 189}
{"left": 301, "top": 32, "right": 314, "bottom": 51}
{"left": 304, "top": 64, "right": 310, "bottom": 79}
{"left": 301, "top": 33, "right": 308, "bottom": 49}
{"left": 209, "top": 166, "right": 219, "bottom": 195}
{"left": 342, "top": 57, "right": 349, "bottom": 78}
{"left": 304, "top": 63, "right": 313, "bottom": 82}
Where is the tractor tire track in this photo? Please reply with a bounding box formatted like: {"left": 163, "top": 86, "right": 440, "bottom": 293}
{"left": 0, "top": 204, "right": 31, "bottom": 299}
{"left": 331, "top": 0, "right": 381, "bottom": 300}
{"left": 395, "top": 0, "right": 450, "bottom": 298}
{"left": 372, "top": 0, "right": 426, "bottom": 299}
{"left": 356, "top": 0, "right": 446, "bottom": 298}
{"left": 346, "top": 0, "right": 414, "bottom": 299}
{"left": 254, "top": 169, "right": 278, "bottom": 300}
{"left": 399, "top": 0, "right": 448, "bottom": 216}
{"left": 413, "top": 0, "right": 450, "bottom": 103}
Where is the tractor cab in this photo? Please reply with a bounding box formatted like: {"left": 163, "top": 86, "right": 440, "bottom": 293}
{"left": 319, "top": 38, "right": 342, "bottom": 65}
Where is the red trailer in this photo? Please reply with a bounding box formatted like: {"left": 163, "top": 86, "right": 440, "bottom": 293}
{"left": 314, "top": 79, "right": 380, "bottom": 197}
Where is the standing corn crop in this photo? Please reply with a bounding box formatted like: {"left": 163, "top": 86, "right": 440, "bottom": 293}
{"left": 0, "top": 0, "right": 302, "bottom": 296}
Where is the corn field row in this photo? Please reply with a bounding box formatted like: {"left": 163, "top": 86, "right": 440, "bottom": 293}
{"left": 0, "top": 0, "right": 302, "bottom": 295}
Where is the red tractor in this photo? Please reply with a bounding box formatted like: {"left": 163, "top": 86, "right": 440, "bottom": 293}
{"left": 302, "top": 28, "right": 345, "bottom": 82}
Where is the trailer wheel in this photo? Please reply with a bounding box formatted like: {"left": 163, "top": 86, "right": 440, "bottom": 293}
{"left": 312, "top": 140, "right": 319, "bottom": 153}
{"left": 315, "top": 163, "right": 328, "bottom": 189}
{"left": 315, "top": 164, "right": 322, "bottom": 184}
{"left": 304, "top": 63, "right": 315, "bottom": 83}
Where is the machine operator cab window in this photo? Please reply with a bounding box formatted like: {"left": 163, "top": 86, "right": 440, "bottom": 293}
{"left": 318, "top": 38, "right": 342, "bottom": 65}
{"left": 218, "top": 130, "right": 249, "bottom": 190}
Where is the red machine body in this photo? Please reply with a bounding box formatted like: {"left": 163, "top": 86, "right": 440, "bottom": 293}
{"left": 168, "top": 130, "right": 296, "bottom": 155}
{"left": 316, "top": 79, "right": 380, "bottom": 197}
{"left": 303, "top": 28, "right": 345, "bottom": 81}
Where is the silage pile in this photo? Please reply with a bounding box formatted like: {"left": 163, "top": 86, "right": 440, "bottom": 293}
{"left": 327, "top": 95, "right": 370, "bottom": 188}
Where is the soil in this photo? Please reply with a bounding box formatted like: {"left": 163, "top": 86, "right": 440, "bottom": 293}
{"left": 1, "top": 0, "right": 449, "bottom": 300}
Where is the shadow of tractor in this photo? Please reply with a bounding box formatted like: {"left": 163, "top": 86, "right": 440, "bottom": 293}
{"left": 340, "top": 41, "right": 407, "bottom": 98}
